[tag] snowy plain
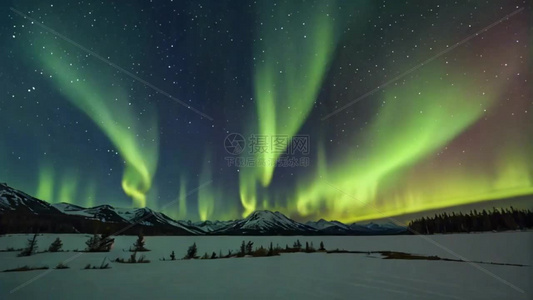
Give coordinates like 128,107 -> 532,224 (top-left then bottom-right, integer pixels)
0,232 -> 531,299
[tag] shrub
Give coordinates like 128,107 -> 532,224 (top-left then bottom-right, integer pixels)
292,239 -> 302,251
305,242 -> 316,253
184,242 -> 198,259
18,233 -> 38,257
55,263 -> 69,269
48,237 -> 63,252
3,265 -> 48,272
131,232 -> 149,252
253,246 -> 268,257
84,262 -> 110,269
319,241 -> 325,251
115,251 -> 150,263
85,233 -> 114,252
246,241 -> 254,255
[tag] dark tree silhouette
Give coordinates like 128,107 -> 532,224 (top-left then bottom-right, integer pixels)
132,231 -> 149,252
185,242 -> 198,259
293,239 -> 302,250
240,240 -> 246,256
170,251 -> 176,261
85,233 -> 100,251
19,233 -> 38,256
85,233 -> 114,252
246,241 -> 254,255
408,207 -> 533,234
48,237 -> 63,252
319,241 -> 325,251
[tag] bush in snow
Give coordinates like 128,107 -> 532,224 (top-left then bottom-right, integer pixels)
184,242 -> 198,259
239,240 -> 246,256
85,233 -> 114,252
3,265 -> 48,272
55,263 -> 69,269
84,259 -> 111,269
253,246 -> 268,257
116,251 -> 150,263
319,241 -> 326,251
48,237 -> 63,252
18,233 -> 38,257
267,242 -> 274,256
305,242 -> 316,253
293,239 -> 302,251
130,231 -> 149,252
238,240 -> 254,256
246,241 -> 254,255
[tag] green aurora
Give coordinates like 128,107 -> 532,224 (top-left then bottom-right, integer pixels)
2,1 -> 531,222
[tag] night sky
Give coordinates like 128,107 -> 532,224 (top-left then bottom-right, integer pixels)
0,0 -> 531,223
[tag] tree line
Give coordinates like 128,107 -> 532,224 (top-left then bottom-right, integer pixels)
408,207 -> 533,234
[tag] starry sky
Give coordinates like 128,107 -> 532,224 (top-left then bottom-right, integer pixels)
0,0 -> 531,222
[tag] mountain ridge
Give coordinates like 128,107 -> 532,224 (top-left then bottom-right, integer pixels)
0,183 -> 407,236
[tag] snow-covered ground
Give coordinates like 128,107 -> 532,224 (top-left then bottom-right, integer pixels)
0,232 -> 531,299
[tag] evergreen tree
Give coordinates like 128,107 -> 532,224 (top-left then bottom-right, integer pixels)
85,233 -> 114,252
246,241 -> 254,255
293,239 -> 302,250
98,232 -> 114,252
211,252 -> 217,259
240,240 -> 246,256
132,232 -> 148,251
408,206 -> 533,234
185,242 -> 198,259
305,242 -> 309,252
267,242 -> 274,256
170,251 -> 176,261
85,233 -> 100,251
319,241 -> 325,251
48,237 -> 63,252
19,233 -> 38,256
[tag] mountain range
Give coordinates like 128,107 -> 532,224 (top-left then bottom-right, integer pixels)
0,182 -> 407,236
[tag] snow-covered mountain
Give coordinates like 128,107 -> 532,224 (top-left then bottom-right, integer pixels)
192,220 -> 234,233
348,222 -> 408,235
305,219 -> 352,234
0,183 -> 408,236
0,182 -> 62,215
53,203 -> 201,234
213,210 -> 317,235
54,203 -> 126,223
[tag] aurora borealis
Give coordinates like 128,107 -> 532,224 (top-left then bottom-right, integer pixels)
0,0 -> 531,223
